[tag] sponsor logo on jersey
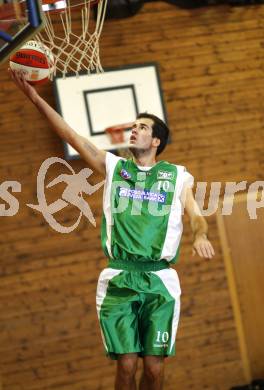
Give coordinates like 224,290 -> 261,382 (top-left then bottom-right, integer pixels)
120,169 -> 131,179
157,170 -> 174,180
119,187 -> 166,203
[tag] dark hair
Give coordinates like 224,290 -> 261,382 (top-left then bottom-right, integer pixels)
136,113 -> 169,156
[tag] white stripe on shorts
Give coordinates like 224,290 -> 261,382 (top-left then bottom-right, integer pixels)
151,268 -> 181,353
96,268 -> 123,351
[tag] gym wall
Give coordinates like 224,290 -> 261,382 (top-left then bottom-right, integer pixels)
0,3 -> 263,389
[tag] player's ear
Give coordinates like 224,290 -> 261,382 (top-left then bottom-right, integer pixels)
152,137 -> 160,148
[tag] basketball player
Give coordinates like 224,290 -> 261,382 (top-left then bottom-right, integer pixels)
10,70 -> 215,390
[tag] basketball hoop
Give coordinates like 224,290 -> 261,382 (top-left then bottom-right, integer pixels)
105,122 -> 133,158
35,0 -> 107,78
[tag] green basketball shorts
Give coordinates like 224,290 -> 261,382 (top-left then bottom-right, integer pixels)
96,266 -> 181,360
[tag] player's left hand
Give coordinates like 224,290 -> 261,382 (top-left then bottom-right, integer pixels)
9,68 -> 39,104
192,235 -> 215,259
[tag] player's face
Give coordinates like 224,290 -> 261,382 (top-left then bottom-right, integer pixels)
129,118 -> 156,150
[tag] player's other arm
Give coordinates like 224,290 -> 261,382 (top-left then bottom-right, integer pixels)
181,187 -> 215,259
9,70 -> 106,175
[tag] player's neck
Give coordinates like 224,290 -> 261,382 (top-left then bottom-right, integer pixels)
133,155 -> 156,167
131,147 -> 157,167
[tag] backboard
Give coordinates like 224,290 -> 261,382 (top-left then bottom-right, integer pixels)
53,63 -> 168,159
0,0 -> 44,65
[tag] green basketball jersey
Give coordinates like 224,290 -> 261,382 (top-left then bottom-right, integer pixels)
101,152 -> 194,264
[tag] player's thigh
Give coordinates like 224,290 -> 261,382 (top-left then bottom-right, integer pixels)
140,268 -> 181,355
96,268 -> 140,319
96,267 -> 124,315
96,268 -> 141,354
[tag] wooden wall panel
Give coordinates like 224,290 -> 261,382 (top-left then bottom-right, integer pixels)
217,194 -> 264,380
0,2 -> 263,389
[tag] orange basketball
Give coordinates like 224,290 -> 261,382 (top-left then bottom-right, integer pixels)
9,40 -> 55,85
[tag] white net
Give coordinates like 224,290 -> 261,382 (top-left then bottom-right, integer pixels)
36,0 -> 107,78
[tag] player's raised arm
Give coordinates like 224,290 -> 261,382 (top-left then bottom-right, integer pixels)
181,186 -> 215,259
9,70 -> 106,175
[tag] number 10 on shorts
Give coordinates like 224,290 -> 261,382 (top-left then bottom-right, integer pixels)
156,331 -> 169,343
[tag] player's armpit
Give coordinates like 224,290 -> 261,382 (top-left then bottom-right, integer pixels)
68,134 -> 106,176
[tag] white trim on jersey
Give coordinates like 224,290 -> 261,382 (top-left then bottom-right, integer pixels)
160,165 -> 194,261
103,152 -> 125,258
152,268 -> 181,353
96,267 -> 123,351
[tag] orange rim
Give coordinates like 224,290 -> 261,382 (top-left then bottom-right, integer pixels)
105,123 -> 133,144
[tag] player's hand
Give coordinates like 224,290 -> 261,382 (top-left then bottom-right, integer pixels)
192,234 -> 215,259
9,68 -> 39,104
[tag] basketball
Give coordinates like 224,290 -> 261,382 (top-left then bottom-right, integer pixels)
9,40 -> 54,85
